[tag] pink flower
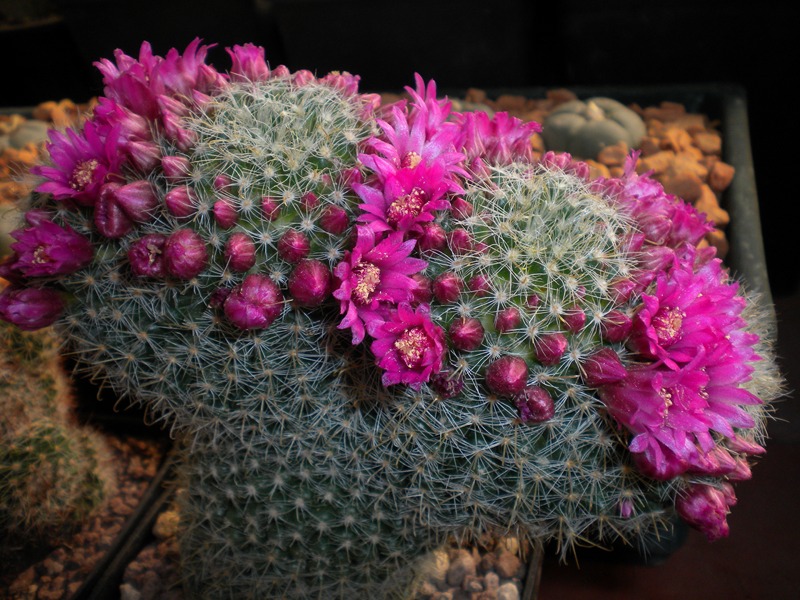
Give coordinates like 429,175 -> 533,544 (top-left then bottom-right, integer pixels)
224,274 -> 284,330
6,217 -> 93,277
676,483 -> 737,541
32,121 -> 123,206
0,285 -> 64,331
226,43 -> 270,82
354,162 -> 453,235
333,226 -> 426,344
370,303 -> 445,389
455,110 -> 541,165
629,252 -> 745,369
597,340 -> 762,480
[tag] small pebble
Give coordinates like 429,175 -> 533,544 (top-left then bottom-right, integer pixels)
496,582 -> 520,600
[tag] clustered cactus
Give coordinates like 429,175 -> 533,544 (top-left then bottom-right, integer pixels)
0,320 -> 115,551
0,40 -> 784,598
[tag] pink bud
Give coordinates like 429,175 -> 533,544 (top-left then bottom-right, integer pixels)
293,69 -> 316,86
448,228 -> 474,254
261,197 -> 280,221
610,278 -> 636,303
410,274 -> 433,305
676,483 -> 736,542
601,310 -> 632,343
277,230 -> 310,263
581,348 -> 627,387
127,139 -> 162,172
432,273 -> 463,304
301,192 -> 319,210
468,275 -> 491,297
320,205 -> 349,234
450,197 -> 473,220
417,223 -> 447,252
214,199 -> 238,229
0,285 -> 64,331
114,180 -> 159,222
128,234 -> 167,277
563,306 -> 586,333
515,385 -> 555,423
224,232 -> 256,272
165,186 -> 197,218
224,273 -> 284,330
161,155 -> 191,181
525,294 -> 540,309
495,307 -> 520,333
485,355 -> 529,396
449,318 -> 484,351
95,184 -> 133,238
288,259 -> 331,307
430,369 -> 464,399
209,286 -> 232,309
534,332 -> 568,366
164,229 -> 208,279
213,174 -> 232,191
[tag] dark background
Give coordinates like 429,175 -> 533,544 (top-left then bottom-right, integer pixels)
3,2 -> 797,597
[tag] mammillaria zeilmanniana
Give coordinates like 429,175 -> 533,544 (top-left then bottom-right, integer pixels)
0,40 -> 784,598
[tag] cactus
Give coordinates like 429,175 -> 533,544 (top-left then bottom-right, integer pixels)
0,40 -> 784,597
0,320 -> 115,549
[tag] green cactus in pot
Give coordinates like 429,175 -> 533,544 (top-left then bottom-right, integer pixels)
0,40 -> 783,597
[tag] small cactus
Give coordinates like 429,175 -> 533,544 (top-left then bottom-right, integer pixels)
0,39 -> 784,597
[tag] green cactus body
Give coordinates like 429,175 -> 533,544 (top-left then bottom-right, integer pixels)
0,321 -> 115,547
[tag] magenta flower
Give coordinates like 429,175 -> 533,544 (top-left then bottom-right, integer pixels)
597,339 -> 762,480
676,483 -> 737,541
455,110 -> 541,165
355,161 -> 453,235
224,273 -> 284,330
32,121 -> 123,206
0,285 -> 64,331
371,303 -> 445,389
629,251 -> 745,369
333,226 -> 426,344
7,217 -> 93,277
226,43 -> 271,82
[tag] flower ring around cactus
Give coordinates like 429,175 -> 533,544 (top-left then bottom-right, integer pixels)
0,39 -> 784,598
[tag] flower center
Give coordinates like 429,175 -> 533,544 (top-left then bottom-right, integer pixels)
401,151 -> 422,169
394,326 -> 429,369
652,306 -> 684,345
386,187 -> 426,226
33,245 -> 50,264
352,261 -> 381,305
70,159 -> 100,191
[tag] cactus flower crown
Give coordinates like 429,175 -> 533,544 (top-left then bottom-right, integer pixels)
0,39 -> 784,597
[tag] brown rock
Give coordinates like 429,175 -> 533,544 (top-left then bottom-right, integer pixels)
447,548 -> 477,587
660,127 -> 694,153
695,185 -> 730,227
642,101 -> 686,122
693,131 -> 722,155
705,228 -> 730,258
494,550 -> 524,579
639,136 -> 662,156
584,160 -> 610,180
709,161 -> 735,193
659,170 -> 704,203
463,574 -> 485,593
597,141 -> 629,167
638,150 -> 675,175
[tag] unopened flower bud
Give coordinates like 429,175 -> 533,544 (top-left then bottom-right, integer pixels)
676,483 -> 736,542
450,197 -> 473,220
288,259 -> 331,307
320,205 -> 349,234
161,155 -> 191,182
563,306 -> 586,332
449,318 -> 484,351
485,355 -> 528,396
0,285 -> 64,331
601,310 -> 632,343
128,234 -> 167,277
534,332 -> 568,366
432,272 -> 463,304
277,229 -> 310,263
261,196 -> 280,221
165,186 -> 197,218
418,223 -> 447,252
127,139 -> 161,172
581,348 -> 627,387
114,180 -> 159,222
214,199 -> 238,229
164,228 -> 208,279
468,275 -> 491,297
224,273 -> 284,330
410,274 -> 433,305
448,228 -> 474,254
515,385 -> 555,423
224,232 -> 256,272
495,307 -> 520,333
301,192 -> 319,210
95,184 -> 133,238
430,369 -> 464,399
